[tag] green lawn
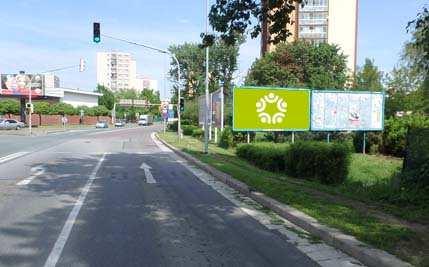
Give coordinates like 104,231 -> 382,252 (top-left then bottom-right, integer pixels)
159,132 -> 428,266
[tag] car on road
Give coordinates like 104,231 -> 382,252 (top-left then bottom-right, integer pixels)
114,120 -> 125,127
0,119 -> 25,130
95,121 -> 109,128
138,115 -> 153,126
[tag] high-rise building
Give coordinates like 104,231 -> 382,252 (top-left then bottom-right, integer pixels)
134,75 -> 158,93
96,52 -> 137,92
263,0 -> 358,73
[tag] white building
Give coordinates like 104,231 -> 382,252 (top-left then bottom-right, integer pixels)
264,0 -> 358,74
134,75 -> 158,93
61,88 -> 102,107
96,52 -> 137,92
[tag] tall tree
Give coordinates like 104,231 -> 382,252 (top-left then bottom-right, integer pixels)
353,59 -> 384,91
95,85 -> 115,110
169,39 -> 239,99
245,41 -> 348,89
206,0 -> 304,54
407,7 -> 429,113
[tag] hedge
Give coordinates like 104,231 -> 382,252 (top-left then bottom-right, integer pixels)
182,125 -> 198,136
286,141 -> 351,184
191,128 -> 204,138
236,143 -> 289,172
402,127 -> 429,188
218,127 -> 234,149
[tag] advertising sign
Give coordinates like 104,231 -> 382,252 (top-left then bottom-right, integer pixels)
311,91 -> 384,131
233,87 -> 310,131
1,74 -> 44,96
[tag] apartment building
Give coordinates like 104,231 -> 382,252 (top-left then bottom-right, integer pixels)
263,0 -> 358,73
96,52 -> 137,92
134,75 -> 158,93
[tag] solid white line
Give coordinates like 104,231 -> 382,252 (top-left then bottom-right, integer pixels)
0,151 -> 29,164
150,132 -> 171,152
44,153 -> 107,267
17,166 -> 45,186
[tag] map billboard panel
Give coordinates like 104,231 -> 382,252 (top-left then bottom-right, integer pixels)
233,87 -> 310,131
311,91 -> 384,131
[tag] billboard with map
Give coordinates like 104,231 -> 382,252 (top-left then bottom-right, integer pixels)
311,91 -> 384,131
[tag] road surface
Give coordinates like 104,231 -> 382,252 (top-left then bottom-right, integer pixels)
0,125 -> 359,266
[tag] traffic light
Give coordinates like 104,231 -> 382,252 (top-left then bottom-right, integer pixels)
93,22 -> 100,43
79,58 -> 86,72
25,103 -> 34,114
179,97 -> 185,112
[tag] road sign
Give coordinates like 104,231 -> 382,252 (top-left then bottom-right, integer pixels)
233,87 -> 310,131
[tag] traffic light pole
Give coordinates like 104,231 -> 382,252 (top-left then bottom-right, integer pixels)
100,33 -> 182,139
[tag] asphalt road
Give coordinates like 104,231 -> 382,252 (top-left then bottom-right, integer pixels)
0,125 -> 320,266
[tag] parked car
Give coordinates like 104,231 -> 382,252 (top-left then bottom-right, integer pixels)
95,121 -> 109,128
0,119 -> 25,130
114,120 -> 125,127
138,115 -> 153,126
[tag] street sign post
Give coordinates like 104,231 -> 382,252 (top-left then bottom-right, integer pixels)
233,87 -> 310,131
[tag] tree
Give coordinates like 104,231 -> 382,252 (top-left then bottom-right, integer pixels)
140,88 -> 161,114
50,103 -> 76,115
169,38 -> 239,99
406,7 -> 429,114
95,85 -> 115,110
385,65 -> 425,117
33,101 -> 51,125
207,0 -> 304,53
245,41 -> 348,89
353,58 -> 384,91
0,99 -> 20,115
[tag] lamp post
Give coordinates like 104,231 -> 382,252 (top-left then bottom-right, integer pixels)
203,0 -> 210,153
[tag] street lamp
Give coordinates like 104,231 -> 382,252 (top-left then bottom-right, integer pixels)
203,0 -> 210,153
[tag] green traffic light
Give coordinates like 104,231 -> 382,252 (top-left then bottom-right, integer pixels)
93,37 -> 100,43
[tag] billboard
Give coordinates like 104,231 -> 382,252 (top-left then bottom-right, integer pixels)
233,87 -> 310,131
1,74 -> 44,96
311,91 -> 384,131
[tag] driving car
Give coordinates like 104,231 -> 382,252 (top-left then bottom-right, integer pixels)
0,119 -> 25,130
95,121 -> 109,128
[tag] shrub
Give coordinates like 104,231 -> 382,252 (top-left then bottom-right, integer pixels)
168,121 -> 178,132
285,141 -> 351,184
182,125 -> 198,136
402,127 -> 429,188
236,142 -> 289,172
0,99 -> 20,115
191,128 -> 204,138
218,127 -> 234,149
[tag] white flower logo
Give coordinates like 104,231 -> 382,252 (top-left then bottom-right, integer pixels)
256,93 -> 287,124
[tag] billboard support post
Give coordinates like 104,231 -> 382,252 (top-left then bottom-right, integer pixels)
292,132 -> 295,144
220,83 -> 224,131
327,133 -> 330,143
363,132 -> 366,155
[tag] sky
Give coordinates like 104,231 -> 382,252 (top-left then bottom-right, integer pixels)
0,0 -> 427,99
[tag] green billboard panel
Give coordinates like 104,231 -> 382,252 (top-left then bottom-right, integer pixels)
233,87 -> 310,131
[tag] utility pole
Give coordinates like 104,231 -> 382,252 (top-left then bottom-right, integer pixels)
203,0 -> 210,153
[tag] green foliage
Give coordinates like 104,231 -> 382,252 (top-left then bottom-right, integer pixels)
181,99 -> 198,125
236,142 -> 289,172
286,141 -> 351,184
353,132 -> 383,154
169,39 -> 239,99
168,121 -> 178,132
96,85 -> 115,110
353,58 -> 384,91
33,102 -> 51,115
382,115 -> 429,157
402,127 -> 429,188
245,41 -> 348,89
218,127 -> 234,149
0,99 -> 20,115
208,0 -> 304,46
90,105 -> 110,116
191,128 -> 204,138
49,103 -> 76,115
182,125 -> 198,136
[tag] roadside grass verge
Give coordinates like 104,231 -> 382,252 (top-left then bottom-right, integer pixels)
159,132 -> 428,266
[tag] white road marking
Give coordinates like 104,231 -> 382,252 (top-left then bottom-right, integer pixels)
0,151 -> 29,164
140,162 -> 156,183
44,153 -> 107,267
150,132 -> 171,152
17,166 -> 45,186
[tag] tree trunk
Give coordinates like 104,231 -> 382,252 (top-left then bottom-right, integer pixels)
260,0 -> 270,56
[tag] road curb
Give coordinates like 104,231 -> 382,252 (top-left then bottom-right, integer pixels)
156,134 -> 412,267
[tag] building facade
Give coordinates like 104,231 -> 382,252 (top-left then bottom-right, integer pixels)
264,0 -> 358,73
96,52 -> 137,92
134,75 -> 158,93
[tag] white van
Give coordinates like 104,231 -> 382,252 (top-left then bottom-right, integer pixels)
138,115 -> 153,126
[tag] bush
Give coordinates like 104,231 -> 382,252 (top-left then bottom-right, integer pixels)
236,142 -> 289,172
285,141 -> 351,184
182,125 -> 198,136
168,121 -> 178,132
191,128 -> 204,138
353,132 -> 383,154
402,127 -> 429,188
218,127 -> 234,149
0,99 -> 20,115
